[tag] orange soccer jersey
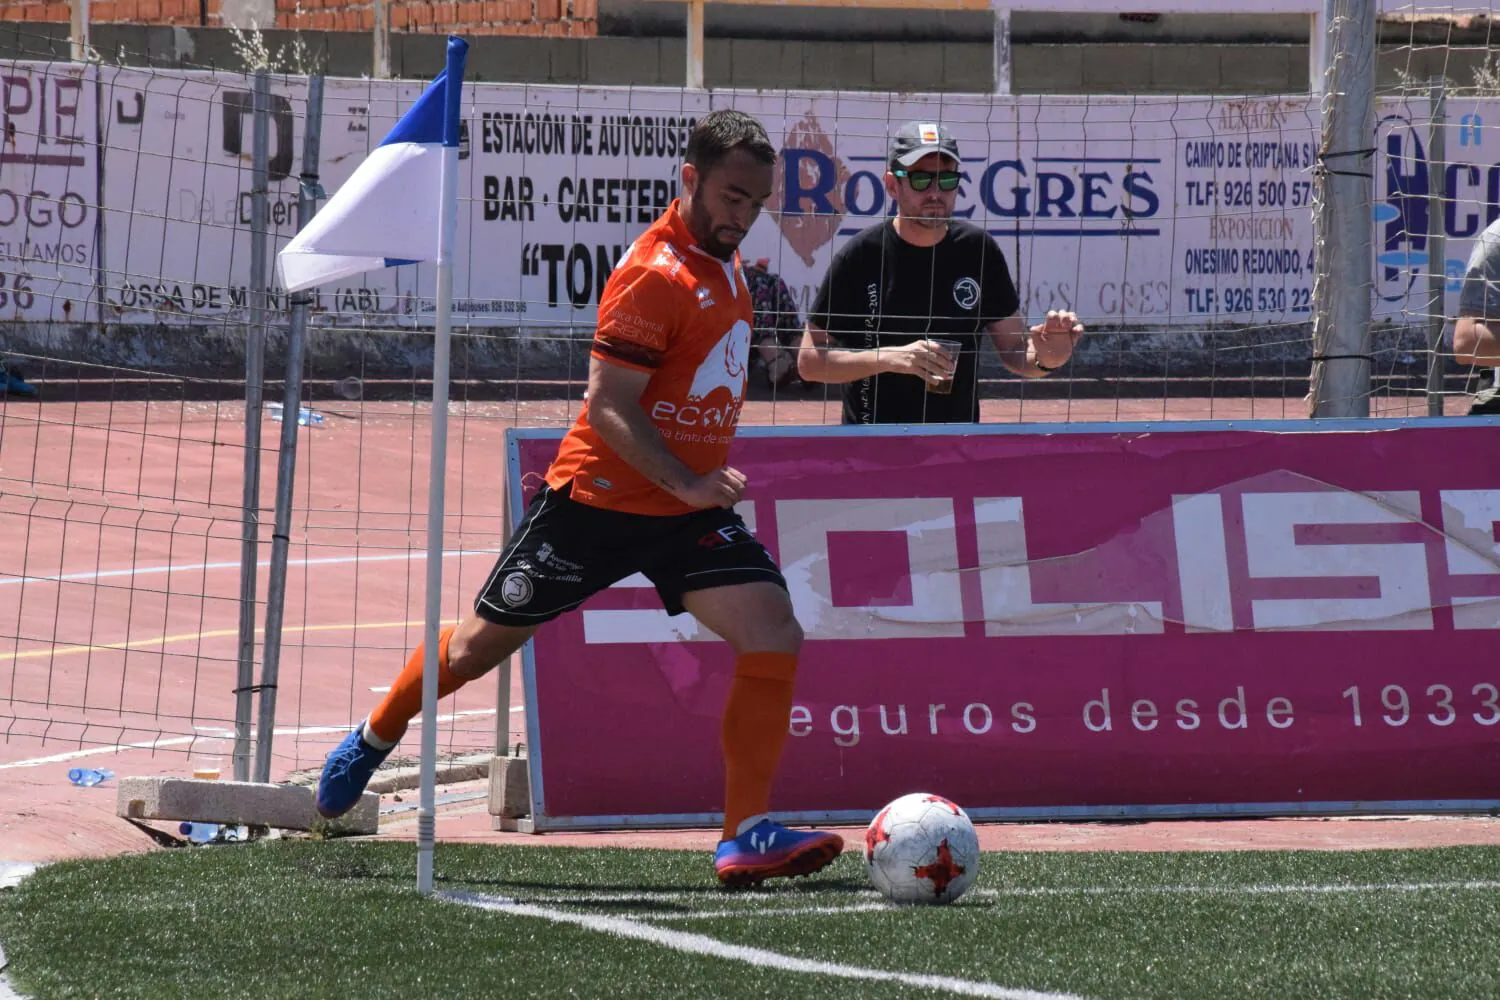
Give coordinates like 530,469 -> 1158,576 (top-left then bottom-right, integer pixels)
545,201 -> 755,516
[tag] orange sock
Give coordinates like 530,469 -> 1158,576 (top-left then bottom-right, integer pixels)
366,626 -> 465,745
720,651 -> 799,840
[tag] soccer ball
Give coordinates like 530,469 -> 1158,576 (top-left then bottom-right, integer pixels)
864,792 -> 980,905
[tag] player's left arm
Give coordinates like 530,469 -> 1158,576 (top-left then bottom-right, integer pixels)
1454,236 -> 1500,366
1454,315 -> 1500,366
977,238 -> 1084,378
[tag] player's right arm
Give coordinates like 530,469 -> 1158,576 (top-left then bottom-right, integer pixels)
585,262 -> 746,510
587,361 -> 746,509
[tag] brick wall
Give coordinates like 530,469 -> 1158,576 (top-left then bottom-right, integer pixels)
0,0 -> 597,35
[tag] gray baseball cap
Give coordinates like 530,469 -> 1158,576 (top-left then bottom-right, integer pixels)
889,121 -> 960,168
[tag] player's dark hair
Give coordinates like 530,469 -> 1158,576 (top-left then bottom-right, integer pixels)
685,110 -> 777,176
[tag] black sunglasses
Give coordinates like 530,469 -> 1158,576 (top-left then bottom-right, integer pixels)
893,169 -> 961,192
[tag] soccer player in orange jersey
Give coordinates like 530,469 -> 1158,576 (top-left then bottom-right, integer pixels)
316,109 -> 844,886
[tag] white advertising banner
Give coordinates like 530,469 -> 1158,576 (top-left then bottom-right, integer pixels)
0,62 -> 97,323
6,61 -> 1497,335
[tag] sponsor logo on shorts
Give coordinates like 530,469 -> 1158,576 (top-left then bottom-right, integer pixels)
953,277 -> 980,310
697,524 -> 755,549
499,571 -> 533,607
536,542 -> 583,572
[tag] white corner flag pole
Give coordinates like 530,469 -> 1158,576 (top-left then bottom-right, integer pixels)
418,36 -> 468,896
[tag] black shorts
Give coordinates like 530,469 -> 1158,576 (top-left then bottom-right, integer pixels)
474,481 -> 788,627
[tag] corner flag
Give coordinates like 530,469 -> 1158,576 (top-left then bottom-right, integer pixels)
276,37 -> 469,896
277,36 -> 469,292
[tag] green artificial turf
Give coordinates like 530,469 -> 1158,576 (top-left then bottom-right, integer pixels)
1,840 -> 1496,999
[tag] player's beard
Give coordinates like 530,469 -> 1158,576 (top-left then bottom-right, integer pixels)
909,201 -> 950,231
703,227 -> 744,261
683,198 -> 740,261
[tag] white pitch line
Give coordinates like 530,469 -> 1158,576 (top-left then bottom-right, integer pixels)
443,891 -> 1088,1000
526,879 -> 1500,909
0,547 -> 500,589
975,880 -> 1500,899
0,708 -> 502,769
645,902 -> 893,921
524,891 -> 857,906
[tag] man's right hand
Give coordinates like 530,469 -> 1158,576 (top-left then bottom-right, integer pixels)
880,340 -> 954,384
671,466 -> 748,510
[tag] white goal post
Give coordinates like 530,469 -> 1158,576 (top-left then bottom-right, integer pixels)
640,0 -> 1497,94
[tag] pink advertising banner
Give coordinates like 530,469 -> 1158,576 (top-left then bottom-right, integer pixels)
509,422 -> 1500,830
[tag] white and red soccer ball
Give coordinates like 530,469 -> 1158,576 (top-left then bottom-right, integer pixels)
864,792 -> 981,905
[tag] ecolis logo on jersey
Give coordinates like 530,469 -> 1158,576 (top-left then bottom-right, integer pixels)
1377,111 -> 1500,304
650,319 -> 751,429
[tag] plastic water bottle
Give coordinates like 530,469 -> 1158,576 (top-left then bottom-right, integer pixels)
267,403 -> 324,426
67,767 -> 114,787
177,822 -> 251,845
179,822 -> 221,845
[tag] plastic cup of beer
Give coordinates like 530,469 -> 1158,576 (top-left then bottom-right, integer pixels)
927,339 -> 963,395
192,732 -> 227,780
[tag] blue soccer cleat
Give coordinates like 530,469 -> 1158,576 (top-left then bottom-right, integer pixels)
315,725 -> 393,818
714,818 -> 844,887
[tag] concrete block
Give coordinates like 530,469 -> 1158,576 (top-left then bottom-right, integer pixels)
1219,45 -> 1297,94
726,39 -> 802,92
1152,45 -> 1222,93
117,776 -> 378,835
871,41 -> 947,94
469,36 -> 552,83
585,37 -> 663,87
1013,44 -> 1084,94
1376,46 -> 1485,91
802,42 -> 874,93
943,42 -> 994,94
365,752 -> 492,794
167,25 -> 238,71
549,38 -> 586,84
322,32 -> 377,80
487,755 -> 531,822
396,33 -> 447,81
659,37 -> 688,88
1081,43 -> 1156,92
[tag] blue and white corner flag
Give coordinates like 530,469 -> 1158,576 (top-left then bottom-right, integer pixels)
278,36 -> 469,293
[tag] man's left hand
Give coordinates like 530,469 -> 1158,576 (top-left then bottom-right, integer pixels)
1029,310 -> 1085,370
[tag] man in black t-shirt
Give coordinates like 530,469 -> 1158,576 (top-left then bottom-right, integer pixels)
799,121 -> 1084,424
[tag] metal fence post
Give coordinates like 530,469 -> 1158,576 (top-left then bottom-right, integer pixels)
1425,77 -> 1447,416
255,75 -> 327,784
1309,0 -> 1376,418
233,68 -> 272,782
